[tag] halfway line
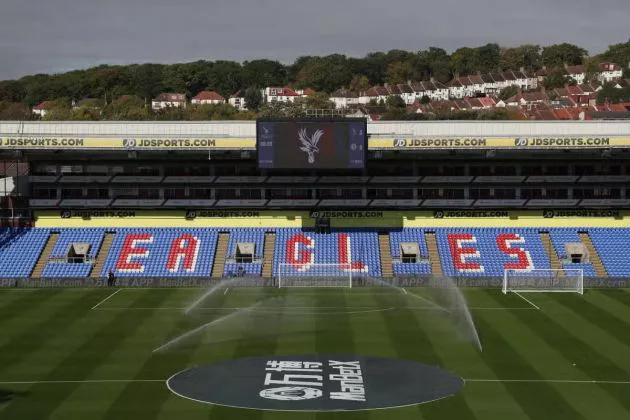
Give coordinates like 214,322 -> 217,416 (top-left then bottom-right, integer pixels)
2,378 -> 629,385
465,378 -> 630,385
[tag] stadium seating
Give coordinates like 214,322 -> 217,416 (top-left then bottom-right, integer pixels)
589,229 -> 630,277
99,228 -> 218,277
273,228 -> 381,277
0,228 -> 50,277
0,227 -> 629,278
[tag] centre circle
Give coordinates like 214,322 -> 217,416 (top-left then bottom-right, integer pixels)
167,354 -> 464,411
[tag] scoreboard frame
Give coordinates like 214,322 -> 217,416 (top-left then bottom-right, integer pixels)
256,117 -> 368,170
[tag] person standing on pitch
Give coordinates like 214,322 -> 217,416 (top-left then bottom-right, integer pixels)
107,269 -> 116,287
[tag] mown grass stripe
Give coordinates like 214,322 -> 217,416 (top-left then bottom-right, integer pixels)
473,313 -> 590,420
485,292 -> 630,415
0,290 -> 102,377
0,289 -> 63,330
371,290 -> 478,420
532,294 -> 630,415
595,289 -> 630,316
206,286 -> 287,420
314,289 -> 364,420
547,292 -> 630,348
0,289 -> 174,420
100,289 -> 233,420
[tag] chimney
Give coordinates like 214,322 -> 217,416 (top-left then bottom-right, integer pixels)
407,80 -> 412,86
564,63 -> 569,69
384,83 -> 389,88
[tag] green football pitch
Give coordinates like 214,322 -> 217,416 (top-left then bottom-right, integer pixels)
1,286 -> 630,419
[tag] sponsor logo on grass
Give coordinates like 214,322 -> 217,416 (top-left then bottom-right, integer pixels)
167,355 -> 464,411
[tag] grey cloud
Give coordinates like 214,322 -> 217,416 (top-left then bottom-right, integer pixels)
1,0 -> 629,79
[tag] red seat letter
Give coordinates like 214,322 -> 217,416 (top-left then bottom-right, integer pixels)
167,234 -> 200,273
448,233 -> 484,273
497,233 -> 533,270
115,233 -> 154,273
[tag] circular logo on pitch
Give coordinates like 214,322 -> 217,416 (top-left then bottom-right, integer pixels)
123,138 -> 137,148
434,210 -> 445,219
185,210 -> 197,219
60,210 -> 72,219
167,355 -> 464,411
260,387 -> 322,401
543,210 -> 554,218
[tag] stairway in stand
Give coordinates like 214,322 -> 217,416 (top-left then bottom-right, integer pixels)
424,232 -> 443,276
579,232 -> 608,277
539,232 -> 562,270
211,232 -> 230,278
262,232 -> 276,278
31,232 -> 59,278
378,232 -> 393,277
90,232 -> 116,278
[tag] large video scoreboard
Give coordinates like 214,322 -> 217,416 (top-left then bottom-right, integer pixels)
257,118 -> 367,169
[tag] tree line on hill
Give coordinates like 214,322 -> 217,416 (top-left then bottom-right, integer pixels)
0,40 -> 629,121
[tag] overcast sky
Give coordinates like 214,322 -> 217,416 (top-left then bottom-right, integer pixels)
1,0 -> 629,80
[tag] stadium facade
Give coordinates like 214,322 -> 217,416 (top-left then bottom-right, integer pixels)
1,120 -> 630,281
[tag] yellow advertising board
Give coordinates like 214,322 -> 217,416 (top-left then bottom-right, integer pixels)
3,135 -> 630,151
368,136 -> 630,149
34,209 -> 630,229
0,136 -> 256,150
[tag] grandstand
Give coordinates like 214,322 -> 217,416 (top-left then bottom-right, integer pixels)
3,119 -> 630,420
0,119 -> 629,281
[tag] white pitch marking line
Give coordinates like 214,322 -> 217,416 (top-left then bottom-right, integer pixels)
402,287 -> 408,295
91,305 -> 537,311
0,379 -> 164,385
465,378 -> 630,385
514,292 -> 541,310
223,288 -> 229,295
90,289 -> 122,310
2,378 -> 629,386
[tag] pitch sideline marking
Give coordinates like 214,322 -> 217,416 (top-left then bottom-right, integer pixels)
91,306 -> 537,311
1,378 -> 629,385
91,288 -> 122,310
514,292 -> 541,310
223,288 -> 229,295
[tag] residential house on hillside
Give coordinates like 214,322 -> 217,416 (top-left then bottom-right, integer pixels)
32,101 -> 52,118
565,64 -> 587,84
229,90 -> 247,110
191,91 -> 226,105
397,83 -> 415,104
598,62 -> 624,83
152,93 -> 187,111
359,86 -> 389,104
330,88 -> 359,109
264,87 -> 299,103
411,80 -> 449,101
295,88 -> 316,97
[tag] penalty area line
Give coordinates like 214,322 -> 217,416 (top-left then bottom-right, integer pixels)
91,288 -> 122,310
513,292 -> 541,310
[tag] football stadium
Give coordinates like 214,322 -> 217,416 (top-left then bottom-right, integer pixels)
1,119 -> 630,419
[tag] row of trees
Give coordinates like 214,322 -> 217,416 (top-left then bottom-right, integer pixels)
1,41 -> 629,108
